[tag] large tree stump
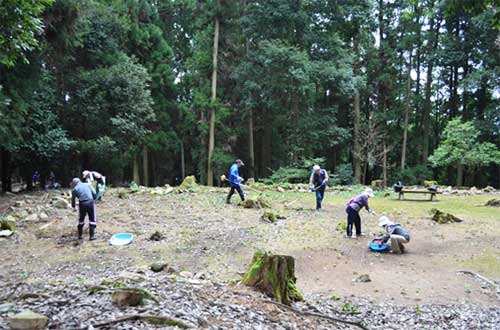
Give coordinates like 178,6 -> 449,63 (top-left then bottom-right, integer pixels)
242,251 -> 303,306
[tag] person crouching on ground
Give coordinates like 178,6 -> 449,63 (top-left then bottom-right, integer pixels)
82,170 -> 106,201
345,188 -> 375,238
226,159 -> 245,204
309,165 -> 329,211
71,178 -> 97,240
373,216 -> 410,254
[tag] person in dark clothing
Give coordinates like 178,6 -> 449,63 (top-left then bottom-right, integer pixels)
373,216 -> 410,254
226,159 -> 245,204
71,178 -> 97,240
309,165 -> 329,210
344,188 -> 375,238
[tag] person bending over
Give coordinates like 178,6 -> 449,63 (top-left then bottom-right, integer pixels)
373,216 -> 410,254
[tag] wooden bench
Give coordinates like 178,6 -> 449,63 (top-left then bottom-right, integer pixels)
398,189 -> 442,201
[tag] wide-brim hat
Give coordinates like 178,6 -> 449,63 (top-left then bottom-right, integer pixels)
378,216 -> 394,227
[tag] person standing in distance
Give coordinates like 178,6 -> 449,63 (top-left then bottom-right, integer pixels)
309,165 -> 329,211
226,159 -> 245,204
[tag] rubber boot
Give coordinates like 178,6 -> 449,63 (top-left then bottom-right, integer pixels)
226,196 -> 231,204
316,200 -> 321,211
89,226 -> 96,241
77,225 -> 83,240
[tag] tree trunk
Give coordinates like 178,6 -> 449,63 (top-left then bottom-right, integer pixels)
456,163 -> 463,187
261,110 -> 273,177
133,154 -> 141,185
142,146 -> 149,187
180,140 -> 185,181
1,148 -> 12,192
423,16 -> 441,162
401,56 -> 412,170
248,109 -> 255,179
242,251 -> 303,306
207,0 -> 221,186
353,36 -> 362,184
383,142 -> 388,186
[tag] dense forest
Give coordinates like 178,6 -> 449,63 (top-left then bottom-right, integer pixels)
1,0 -> 499,191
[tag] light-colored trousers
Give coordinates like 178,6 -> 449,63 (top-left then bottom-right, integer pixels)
390,235 -> 408,253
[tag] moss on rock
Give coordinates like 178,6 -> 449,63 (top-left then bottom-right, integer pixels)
485,199 -> 500,207
239,195 -> 271,209
430,208 -> 462,224
242,250 -> 303,306
0,218 -> 16,232
179,175 -> 197,192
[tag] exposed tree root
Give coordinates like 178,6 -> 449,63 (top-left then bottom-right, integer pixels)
92,314 -> 190,328
264,300 -> 370,330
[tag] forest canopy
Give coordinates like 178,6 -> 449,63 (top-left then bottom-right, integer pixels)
0,0 -> 499,191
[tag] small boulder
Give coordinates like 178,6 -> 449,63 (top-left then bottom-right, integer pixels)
355,274 -> 371,283
8,311 -> 48,330
485,199 -> 500,207
0,218 -> 16,231
239,196 -> 271,209
246,178 -> 255,185
149,231 -> 164,241
150,263 -> 168,273
53,198 -> 69,209
276,187 -> 285,193
430,208 -> 462,224
179,271 -> 194,278
112,288 -> 144,306
0,230 -> 14,238
179,176 -> 197,191
39,213 -> 49,221
24,214 -> 39,222
14,201 -> 26,208
483,186 -> 496,193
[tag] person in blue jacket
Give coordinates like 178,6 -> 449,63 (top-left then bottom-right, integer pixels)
226,159 -> 245,204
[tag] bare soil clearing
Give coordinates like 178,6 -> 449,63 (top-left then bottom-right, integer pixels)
0,187 -> 499,328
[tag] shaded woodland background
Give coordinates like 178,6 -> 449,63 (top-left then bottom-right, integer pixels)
1,0 -> 499,191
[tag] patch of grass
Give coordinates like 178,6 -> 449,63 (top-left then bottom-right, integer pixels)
455,250 -> 500,278
342,302 -> 360,314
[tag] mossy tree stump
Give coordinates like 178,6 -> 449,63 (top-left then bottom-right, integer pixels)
242,251 -> 303,306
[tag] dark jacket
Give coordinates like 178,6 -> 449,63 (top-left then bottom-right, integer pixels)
381,224 -> 410,243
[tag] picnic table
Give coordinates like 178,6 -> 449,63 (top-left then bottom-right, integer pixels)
398,188 -> 441,201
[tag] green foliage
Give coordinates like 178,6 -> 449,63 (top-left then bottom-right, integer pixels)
264,158 -> 325,184
429,118 -> 500,168
331,163 -> 353,185
0,0 -> 53,66
391,165 -> 433,186
342,302 -> 361,314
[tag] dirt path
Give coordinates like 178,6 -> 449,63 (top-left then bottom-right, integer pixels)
1,187 -> 498,307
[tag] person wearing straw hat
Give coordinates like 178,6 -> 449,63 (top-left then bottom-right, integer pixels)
226,159 -> 245,204
373,216 -> 410,254
344,188 -> 375,238
82,170 -> 106,201
309,165 -> 329,211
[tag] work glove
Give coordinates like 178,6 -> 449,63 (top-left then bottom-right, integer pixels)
378,240 -> 383,247
321,180 -> 326,186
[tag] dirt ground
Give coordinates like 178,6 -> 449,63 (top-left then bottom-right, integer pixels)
1,186 -> 499,308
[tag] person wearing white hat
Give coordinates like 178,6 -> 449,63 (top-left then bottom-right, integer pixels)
82,170 -> 106,201
373,216 -> 410,254
344,188 -> 376,238
309,165 -> 329,210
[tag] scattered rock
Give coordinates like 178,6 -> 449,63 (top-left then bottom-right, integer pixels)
52,198 -> 69,209
112,288 -> 145,306
179,271 -> 194,278
483,186 -> 496,193
179,176 -> 197,192
430,208 -> 462,224
8,311 -> 48,330
0,218 -> 16,231
355,274 -> 371,283
276,187 -> 285,193
239,196 -> 271,209
149,231 -> 164,241
0,230 -> 14,237
39,212 -> 49,221
14,201 -> 26,208
24,213 -> 39,222
485,199 -> 500,207
150,263 -> 168,273
261,210 -> 285,223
